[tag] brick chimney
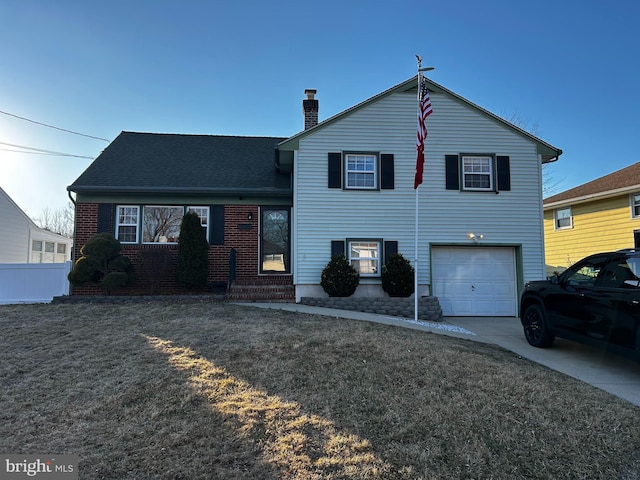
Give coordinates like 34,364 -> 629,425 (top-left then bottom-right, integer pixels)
303,89 -> 318,130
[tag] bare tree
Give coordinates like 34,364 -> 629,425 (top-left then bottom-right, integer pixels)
33,202 -> 74,238
504,112 -> 563,197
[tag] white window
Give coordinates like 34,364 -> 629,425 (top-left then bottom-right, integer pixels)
116,206 -> 139,243
555,207 -> 572,230
631,194 -> 640,218
187,206 -> 210,240
348,240 -> 381,276
56,243 -> 67,263
462,156 -> 493,191
31,240 -> 66,263
31,240 -> 43,263
43,242 -> 55,263
142,206 -> 184,243
345,153 -> 377,189
116,205 -> 210,244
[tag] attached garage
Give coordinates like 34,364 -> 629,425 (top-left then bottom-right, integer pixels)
431,246 -> 517,317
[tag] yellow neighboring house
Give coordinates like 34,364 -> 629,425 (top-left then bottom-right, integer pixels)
543,162 -> 640,275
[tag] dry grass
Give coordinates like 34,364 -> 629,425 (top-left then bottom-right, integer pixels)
0,301 -> 639,480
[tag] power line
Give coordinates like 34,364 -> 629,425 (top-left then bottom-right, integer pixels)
0,141 -> 94,159
0,109 -> 110,142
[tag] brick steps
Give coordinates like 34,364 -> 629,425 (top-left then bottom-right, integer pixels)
227,284 -> 295,302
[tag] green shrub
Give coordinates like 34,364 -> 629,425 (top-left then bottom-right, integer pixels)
381,253 -> 415,297
320,254 -> 359,297
68,233 -> 134,292
102,272 -> 130,292
177,211 -> 209,291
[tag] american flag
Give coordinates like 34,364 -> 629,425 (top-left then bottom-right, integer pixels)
414,75 -> 433,189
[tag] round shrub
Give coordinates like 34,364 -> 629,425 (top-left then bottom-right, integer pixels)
68,233 -> 134,292
102,272 -> 130,292
68,256 -> 102,284
320,254 -> 359,297
381,253 -> 415,297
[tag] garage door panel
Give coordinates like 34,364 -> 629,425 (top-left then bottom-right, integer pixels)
432,247 -> 517,317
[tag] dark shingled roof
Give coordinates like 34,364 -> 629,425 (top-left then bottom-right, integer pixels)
68,132 -> 290,195
544,162 -> 640,205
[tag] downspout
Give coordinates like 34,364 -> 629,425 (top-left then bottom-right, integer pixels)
67,190 -> 77,294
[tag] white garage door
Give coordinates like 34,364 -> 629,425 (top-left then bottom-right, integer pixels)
432,247 -> 517,317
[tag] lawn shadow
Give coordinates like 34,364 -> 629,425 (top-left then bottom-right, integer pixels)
141,333 -> 394,479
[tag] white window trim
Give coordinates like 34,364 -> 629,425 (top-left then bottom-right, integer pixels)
461,155 -> 494,191
554,206 -> 573,230
630,193 -> 640,219
187,206 -> 210,242
30,240 -> 68,263
142,206 -> 184,244
344,153 -> 378,190
116,205 -> 210,244
347,239 -> 381,277
116,205 -> 140,244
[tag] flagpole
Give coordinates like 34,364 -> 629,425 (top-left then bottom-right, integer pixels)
414,58 -> 421,322
414,56 -> 434,322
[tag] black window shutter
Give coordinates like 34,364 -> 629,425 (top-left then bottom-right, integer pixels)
210,205 -> 225,245
445,155 -> 460,190
384,241 -> 398,265
328,152 -> 342,188
97,203 -> 113,233
497,156 -> 511,191
380,154 -> 394,189
331,240 -> 345,257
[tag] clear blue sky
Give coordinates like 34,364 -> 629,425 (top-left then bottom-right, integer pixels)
1,0 -> 638,217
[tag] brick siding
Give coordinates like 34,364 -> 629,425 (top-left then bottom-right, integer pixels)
71,203 -> 292,296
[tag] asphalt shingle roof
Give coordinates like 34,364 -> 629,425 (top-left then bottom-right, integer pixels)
544,162 -> 640,205
68,132 -> 290,195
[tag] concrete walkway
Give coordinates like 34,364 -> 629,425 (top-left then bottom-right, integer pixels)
246,303 -> 640,408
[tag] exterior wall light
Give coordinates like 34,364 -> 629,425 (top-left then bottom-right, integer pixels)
468,232 -> 484,243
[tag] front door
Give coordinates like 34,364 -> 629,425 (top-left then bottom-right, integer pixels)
260,207 -> 290,274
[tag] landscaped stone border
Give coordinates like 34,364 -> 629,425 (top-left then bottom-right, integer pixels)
299,296 -> 443,322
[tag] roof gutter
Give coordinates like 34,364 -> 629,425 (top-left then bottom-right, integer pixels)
544,184 -> 640,209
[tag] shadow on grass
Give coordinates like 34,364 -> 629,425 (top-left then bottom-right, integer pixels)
143,334 -> 393,479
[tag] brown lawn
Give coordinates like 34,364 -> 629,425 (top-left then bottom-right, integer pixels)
0,301 -> 638,479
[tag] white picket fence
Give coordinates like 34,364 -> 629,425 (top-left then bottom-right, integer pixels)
0,262 -> 71,305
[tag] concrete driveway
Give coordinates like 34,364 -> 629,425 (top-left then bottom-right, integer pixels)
247,303 -> 640,408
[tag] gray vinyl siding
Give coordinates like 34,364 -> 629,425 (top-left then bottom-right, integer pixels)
293,90 -> 546,287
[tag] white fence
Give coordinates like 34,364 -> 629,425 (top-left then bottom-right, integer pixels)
0,262 -> 71,305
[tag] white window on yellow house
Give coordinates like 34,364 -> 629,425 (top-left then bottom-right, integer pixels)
631,194 -> 640,218
554,207 -> 572,230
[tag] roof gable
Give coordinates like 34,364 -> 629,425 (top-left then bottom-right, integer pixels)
544,162 -> 640,206
68,132 -> 290,196
278,76 -> 562,163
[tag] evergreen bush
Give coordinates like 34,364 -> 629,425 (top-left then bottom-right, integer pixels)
177,211 -> 209,290
381,253 -> 415,297
68,233 -> 134,292
320,254 -> 359,297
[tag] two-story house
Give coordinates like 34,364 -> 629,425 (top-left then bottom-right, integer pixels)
68,75 -> 562,316
544,162 -> 640,275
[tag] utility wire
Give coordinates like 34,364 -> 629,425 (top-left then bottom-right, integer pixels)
0,148 -> 93,159
0,109 -> 110,142
0,141 -> 94,159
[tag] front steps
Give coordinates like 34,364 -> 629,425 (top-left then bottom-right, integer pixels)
227,284 -> 295,302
